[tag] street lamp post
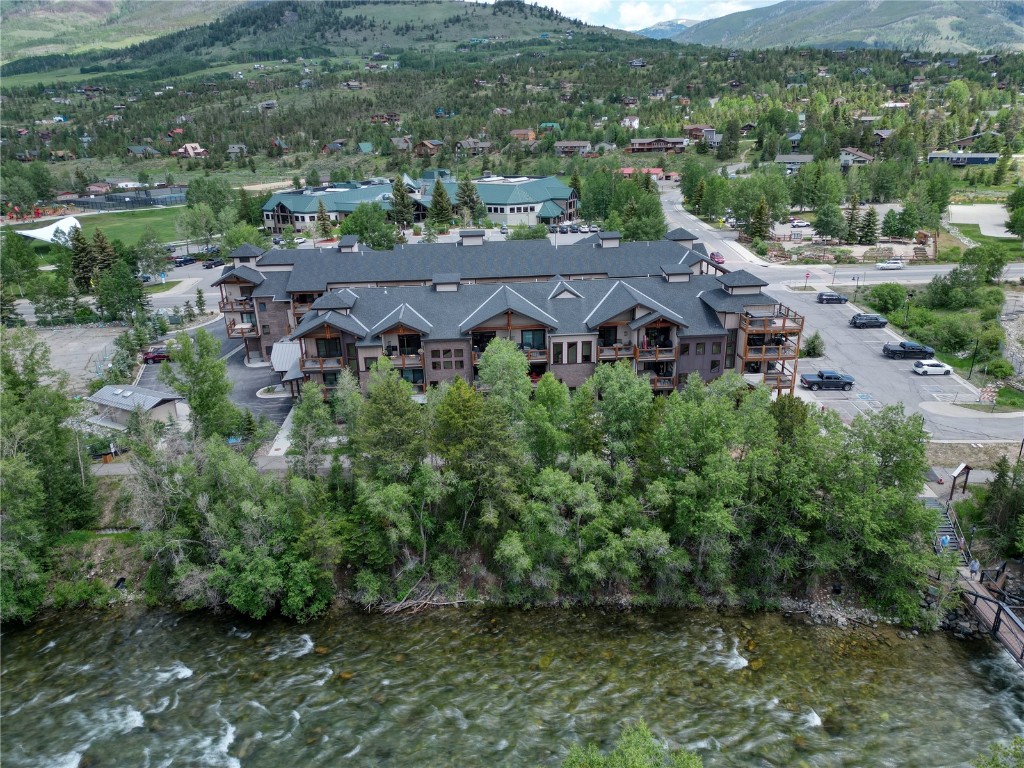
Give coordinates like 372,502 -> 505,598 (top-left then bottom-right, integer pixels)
904,298 -> 911,326
852,275 -> 860,301
968,524 -> 977,551
967,339 -> 981,379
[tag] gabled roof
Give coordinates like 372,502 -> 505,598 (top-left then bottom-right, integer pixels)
584,281 -> 687,330
212,264 -> 265,287
290,309 -> 369,340
371,303 -> 434,336
547,280 -> 583,299
338,235 -> 359,247
459,285 -> 559,333
87,385 -> 180,411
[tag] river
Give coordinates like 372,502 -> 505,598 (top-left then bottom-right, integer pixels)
2,607 -> 1022,767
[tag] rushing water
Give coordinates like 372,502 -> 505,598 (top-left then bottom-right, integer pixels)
2,606 -> 1022,767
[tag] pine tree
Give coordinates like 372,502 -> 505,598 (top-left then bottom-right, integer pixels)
569,167 -> 582,198
68,226 -> 94,293
858,206 -> 879,245
427,179 -> 453,230
195,286 -> 206,316
455,178 -> 481,224
91,230 -> 117,276
237,187 -> 254,225
844,201 -> 860,244
315,199 -> 334,241
748,197 -> 772,242
389,178 -> 416,229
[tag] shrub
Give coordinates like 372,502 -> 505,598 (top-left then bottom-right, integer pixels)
74,306 -> 100,324
801,331 -> 826,358
987,359 -> 1015,379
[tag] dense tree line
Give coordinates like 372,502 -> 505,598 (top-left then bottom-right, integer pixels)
126,337 -> 937,624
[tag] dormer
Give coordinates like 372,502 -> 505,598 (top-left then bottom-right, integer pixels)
664,227 -> 697,248
458,229 -> 485,246
716,270 -> 768,296
598,231 -> 620,248
660,263 -> 692,283
432,273 -> 461,292
336,235 -> 359,253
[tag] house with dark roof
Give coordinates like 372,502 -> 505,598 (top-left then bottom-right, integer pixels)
261,186 -> 396,234
214,232 -> 803,392
839,147 -> 874,169
625,137 -> 689,154
126,145 -> 160,159
927,151 -> 999,166
554,140 -> 592,157
414,139 -> 444,158
774,154 -> 814,173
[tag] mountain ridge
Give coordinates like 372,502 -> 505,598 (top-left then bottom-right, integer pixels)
672,0 -> 1024,52
635,19 -> 699,39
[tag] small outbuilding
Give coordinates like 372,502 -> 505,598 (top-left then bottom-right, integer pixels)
86,385 -> 182,429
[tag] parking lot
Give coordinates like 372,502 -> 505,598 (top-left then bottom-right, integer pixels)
781,286 -> 989,439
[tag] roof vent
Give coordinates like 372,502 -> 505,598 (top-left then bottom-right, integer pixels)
112,389 -> 123,395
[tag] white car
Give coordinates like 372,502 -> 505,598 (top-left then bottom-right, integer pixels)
913,360 -> 952,376
790,219 -> 810,228
294,237 -> 307,244
876,259 -> 905,270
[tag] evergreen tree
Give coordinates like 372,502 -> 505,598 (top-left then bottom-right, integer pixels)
195,286 -> 206,316
389,178 -> 416,229
844,201 -> 861,244
315,199 -> 334,241
455,178 -> 481,224
881,208 -> 901,238
858,206 -> 879,245
427,179 -> 454,230
748,197 -> 772,242
91,229 -> 117,279
569,167 -> 583,199
690,178 -> 705,212
68,226 -> 94,293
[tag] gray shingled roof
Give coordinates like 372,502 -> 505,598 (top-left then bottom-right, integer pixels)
229,243 -> 267,260
255,249 -> 304,267
717,270 -> 769,288
337,235 -> 359,247
251,271 -> 290,301
212,264 -> 265,287
665,227 -> 698,241
289,274 -> 766,346
311,288 -> 358,310
87,385 -> 180,412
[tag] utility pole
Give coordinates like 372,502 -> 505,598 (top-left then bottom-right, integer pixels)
967,339 -> 980,378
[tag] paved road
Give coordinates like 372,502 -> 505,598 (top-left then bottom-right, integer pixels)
660,187 -> 1023,443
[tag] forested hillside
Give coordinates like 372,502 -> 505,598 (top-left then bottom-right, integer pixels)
675,0 -> 1024,52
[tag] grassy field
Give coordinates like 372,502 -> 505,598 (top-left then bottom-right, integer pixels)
9,206 -> 185,245
954,223 -> 1022,259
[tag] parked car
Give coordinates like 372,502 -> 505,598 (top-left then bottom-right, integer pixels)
799,370 -> 855,391
137,274 -> 152,283
548,224 -> 557,233
200,244 -> 221,255
816,291 -> 848,304
709,251 -> 726,265
272,236 -> 284,245
914,360 -> 953,376
202,258 -> 225,269
882,341 -> 935,360
294,237 -> 307,244
569,223 -> 580,233
578,224 -> 590,233
876,259 -> 905,270
500,224 -> 508,234
163,244 -> 176,254
849,313 -> 888,329
142,347 -> 170,364
558,224 -> 569,234
790,219 -> 811,228
173,256 -> 196,267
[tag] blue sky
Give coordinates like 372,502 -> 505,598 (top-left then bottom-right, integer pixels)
518,0 -> 780,31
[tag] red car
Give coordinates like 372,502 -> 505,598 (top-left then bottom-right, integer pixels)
709,251 -> 726,264
142,347 -> 170,364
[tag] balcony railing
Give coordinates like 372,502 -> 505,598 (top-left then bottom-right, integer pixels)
523,348 -> 548,363
636,345 -> 676,362
386,351 -> 425,368
744,343 -> 798,361
598,344 -> 639,360
740,305 -> 804,334
301,356 -> 346,371
219,297 -> 254,312
226,319 -> 260,338
649,375 -> 676,390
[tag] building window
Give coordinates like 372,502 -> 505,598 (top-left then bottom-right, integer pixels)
401,368 -> 424,385
262,325 -> 270,334
581,341 -> 593,363
679,343 -> 690,356
712,342 -> 722,355
710,360 -> 721,372
454,360 -> 464,369
365,357 -> 377,371
316,338 -> 342,357
695,343 -> 706,355
432,361 -> 441,370
323,371 -> 339,387
521,329 -> 545,350
726,330 -> 737,370
552,343 -> 563,364
264,345 -> 272,357
566,341 -> 577,364
239,257 -> 251,263
398,334 -> 421,355
598,326 -> 616,347
259,302 -> 267,311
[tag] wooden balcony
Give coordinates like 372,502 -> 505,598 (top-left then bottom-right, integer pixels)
219,297 -> 254,312
649,375 -> 676,390
635,345 -> 676,362
740,305 -> 804,334
598,344 -> 639,361
386,351 -> 425,368
301,356 -> 346,372
523,348 -> 548,363
226,319 -> 259,338
744,342 -> 798,361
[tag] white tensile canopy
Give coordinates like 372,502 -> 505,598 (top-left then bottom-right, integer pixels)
16,216 -> 82,244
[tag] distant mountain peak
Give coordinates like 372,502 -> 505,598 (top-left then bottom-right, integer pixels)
636,19 -> 699,40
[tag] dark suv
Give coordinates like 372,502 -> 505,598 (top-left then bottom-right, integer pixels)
816,291 -> 848,304
849,313 -> 888,329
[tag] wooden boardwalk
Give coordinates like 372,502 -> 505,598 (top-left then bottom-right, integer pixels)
958,567 -> 1024,668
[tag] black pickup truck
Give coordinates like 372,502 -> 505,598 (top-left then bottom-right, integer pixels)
799,370 -> 855,391
882,341 -> 934,360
